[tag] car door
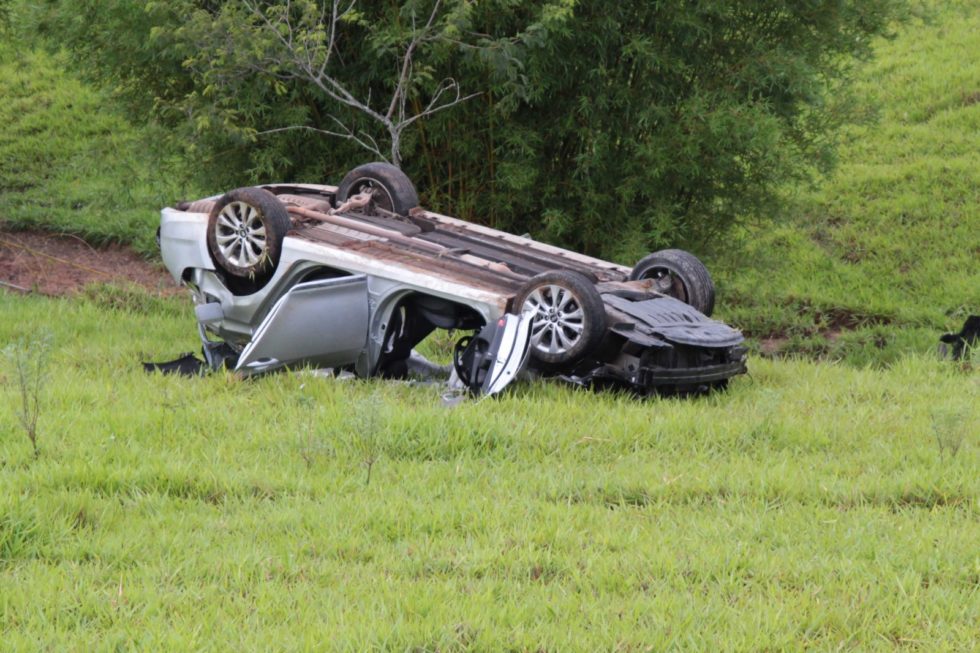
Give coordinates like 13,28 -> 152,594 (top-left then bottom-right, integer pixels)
235,275 -> 370,374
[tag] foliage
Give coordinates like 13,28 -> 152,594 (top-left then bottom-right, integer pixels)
23,0 -> 905,258
0,1 -> 970,367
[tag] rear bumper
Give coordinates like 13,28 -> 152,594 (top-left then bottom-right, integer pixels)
638,359 -> 747,387
573,347 -> 748,394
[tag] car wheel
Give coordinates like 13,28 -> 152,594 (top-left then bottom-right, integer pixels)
629,249 -> 716,316
207,187 -> 291,279
335,162 -> 420,216
513,270 -> 607,366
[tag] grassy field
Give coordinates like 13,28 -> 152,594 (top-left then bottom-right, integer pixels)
0,44 -> 195,256
1,293 -> 977,650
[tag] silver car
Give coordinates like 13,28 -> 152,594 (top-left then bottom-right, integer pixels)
158,162 -> 746,395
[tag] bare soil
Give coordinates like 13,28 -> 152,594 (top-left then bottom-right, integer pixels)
0,227 -> 179,296
759,336 -> 789,356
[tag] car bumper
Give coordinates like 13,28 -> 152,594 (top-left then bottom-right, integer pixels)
637,359 -> 747,387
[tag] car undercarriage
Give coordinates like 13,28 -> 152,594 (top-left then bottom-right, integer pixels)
158,162 -> 747,396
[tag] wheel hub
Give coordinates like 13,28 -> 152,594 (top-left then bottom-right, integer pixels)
522,284 -> 586,355
353,179 -> 395,214
214,201 -> 268,268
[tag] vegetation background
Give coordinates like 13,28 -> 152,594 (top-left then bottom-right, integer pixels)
13,0 -> 904,257
0,0 -> 977,650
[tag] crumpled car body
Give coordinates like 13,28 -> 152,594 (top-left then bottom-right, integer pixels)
158,168 -> 746,396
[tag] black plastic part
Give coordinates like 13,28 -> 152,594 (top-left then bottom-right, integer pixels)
454,335 -> 490,392
413,294 -> 483,330
143,353 -> 207,376
940,315 -> 979,360
375,303 -> 436,378
602,294 -> 743,348
452,320 -> 503,393
637,361 -> 746,387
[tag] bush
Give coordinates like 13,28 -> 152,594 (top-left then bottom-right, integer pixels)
25,0 -> 904,259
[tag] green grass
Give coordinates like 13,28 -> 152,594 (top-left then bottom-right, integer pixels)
1,293 -> 978,650
0,43 -> 197,256
709,1 -> 980,365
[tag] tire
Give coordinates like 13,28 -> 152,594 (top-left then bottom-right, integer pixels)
512,270 -> 607,366
629,249 -> 715,316
207,187 -> 291,279
335,162 -> 420,216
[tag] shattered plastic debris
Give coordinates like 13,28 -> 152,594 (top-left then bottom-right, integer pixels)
142,353 -> 208,377
939,315 -> 979,361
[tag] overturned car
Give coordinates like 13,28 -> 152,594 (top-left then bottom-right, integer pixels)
158,162 -> 746,395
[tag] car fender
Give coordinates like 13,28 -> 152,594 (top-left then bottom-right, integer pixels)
160,207 -> 215,282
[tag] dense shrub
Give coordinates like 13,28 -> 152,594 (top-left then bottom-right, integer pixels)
26,0 -> 903,259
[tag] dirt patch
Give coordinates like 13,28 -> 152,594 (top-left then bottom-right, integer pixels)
813,306 -> 893,331
758,336 -> 789,355
0,226 -> 179,296
962,90 -> 980,107
746,302 -> 898,358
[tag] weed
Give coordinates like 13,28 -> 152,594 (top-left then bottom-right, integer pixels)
294,389 -> 331,469
2,331 -> 52,457
348,388 -> 388,485
931,409 -> 970,461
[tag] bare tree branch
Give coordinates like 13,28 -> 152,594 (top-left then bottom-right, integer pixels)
402,83 -> 481,129
320,0 -> 357,79
240,0 -> 479,167
255,119 -> 386,161
386,0 -> 442,122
